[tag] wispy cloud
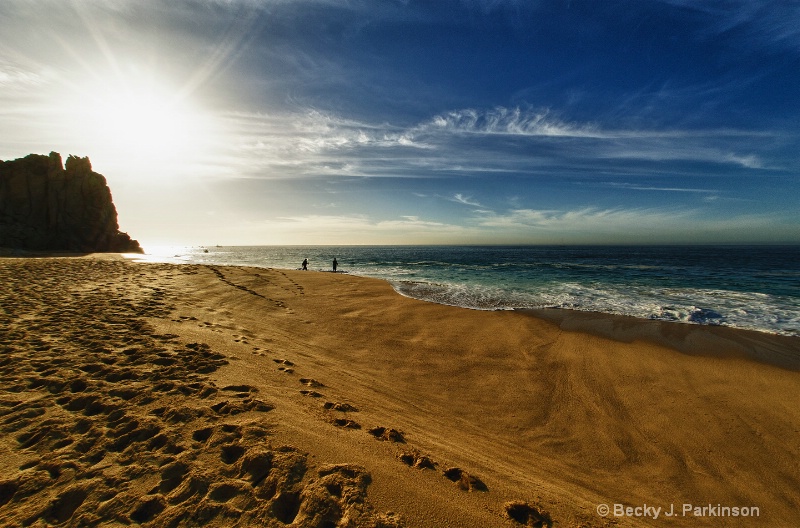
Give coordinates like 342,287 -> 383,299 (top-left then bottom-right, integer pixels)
0,59 -> 49,90
450,193 -> 484,207
474,207 -> 686,231
204,204 -> 798,245
659,0 -> 800,52
724,153 -> 763,169
229,213 -> 472,245
469,206 -> 796,244
602,182 -> 720,193
219,105 -> 778,181
417,107 -> 603,138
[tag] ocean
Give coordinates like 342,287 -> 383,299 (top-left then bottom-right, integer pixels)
136,245 -> 800,337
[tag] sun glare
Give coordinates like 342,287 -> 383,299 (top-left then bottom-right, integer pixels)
67,74 -> 219,179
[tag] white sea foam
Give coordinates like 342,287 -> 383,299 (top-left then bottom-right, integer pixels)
391,280 -> 799,336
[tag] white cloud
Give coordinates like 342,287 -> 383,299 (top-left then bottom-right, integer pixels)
451,193 -> 484,207
218,105 -> 775,182
219,109 -> 440,178
224,213 -> 473,244
216,205 -> 795,246
0,59 -> 50,90
466,205 -> 799,244
602,182 -> 720,193
724,153 -> 762,169
659,0 -> 800,51
419,106 -> 603,138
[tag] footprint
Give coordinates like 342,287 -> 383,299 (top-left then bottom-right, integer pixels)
273,359 -> 295,367
368,427 -> 404,443
323,402 -> 358,412
208,481 -> 246,503
221,385 -> 258,393
331,418 -> 361,430
299,378 -> 324,388
398,450 -> 436,470
42,486 -> 89,524
443,467 -> 487,492
238,450 -> 274,486
107,422 -> 162,452
299,390 -> 323,398
69,379 -> 88,393
130,496 -> 166,524
220,444 -> 246,464
504,501 -> 553,527
192,427 -> 213,442
211,399 -> 273,415
159,461 -> 189,493
0,480 -> 19,508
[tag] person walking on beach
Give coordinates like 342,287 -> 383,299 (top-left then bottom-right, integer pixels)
302,258 -> 308,271
332,258 -> 338,273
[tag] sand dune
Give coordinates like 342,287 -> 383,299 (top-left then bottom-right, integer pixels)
1,257 -> 798,527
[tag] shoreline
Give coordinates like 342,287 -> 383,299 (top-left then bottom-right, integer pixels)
2,256 -> 799,526
5,250 -> 799,362
522,307 -> 800,371
140,244 -> 800,340
4,250 -> 799,361
10,247 -> 796,342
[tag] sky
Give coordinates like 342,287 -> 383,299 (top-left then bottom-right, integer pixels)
1,0 -> 798,246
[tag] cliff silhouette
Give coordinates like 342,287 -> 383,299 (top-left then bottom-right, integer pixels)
0,152 -> 143,253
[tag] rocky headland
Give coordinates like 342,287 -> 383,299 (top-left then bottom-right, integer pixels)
0,152 -> 142,253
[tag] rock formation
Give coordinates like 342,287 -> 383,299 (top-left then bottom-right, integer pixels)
0,152 -> 142,253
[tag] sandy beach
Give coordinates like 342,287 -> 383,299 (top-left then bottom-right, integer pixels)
1,256 -> 798,527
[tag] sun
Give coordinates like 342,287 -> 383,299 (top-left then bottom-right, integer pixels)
93,89 -> 193,157
68,74 -> 219,179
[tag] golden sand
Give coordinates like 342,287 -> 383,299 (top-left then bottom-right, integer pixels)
1,257 -> 798,527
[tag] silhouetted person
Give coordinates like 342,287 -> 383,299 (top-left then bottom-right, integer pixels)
332,258 -> 338,272
302,258 -> 308,270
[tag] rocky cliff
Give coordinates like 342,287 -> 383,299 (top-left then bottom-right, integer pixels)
0,152 -> 142,253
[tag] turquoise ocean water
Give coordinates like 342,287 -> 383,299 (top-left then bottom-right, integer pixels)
137,245 -> 800,337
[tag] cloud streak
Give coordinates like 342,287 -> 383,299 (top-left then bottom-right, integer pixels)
451,194 -> 484,207
219,105 -> 781,182
192,204 -> 798,246
659,0 -> 800,52
419,107 -> 603,138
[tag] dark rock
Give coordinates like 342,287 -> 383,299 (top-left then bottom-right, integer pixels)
0,152 -> 142,253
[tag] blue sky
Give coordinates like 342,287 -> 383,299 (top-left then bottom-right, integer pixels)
1,0 -> 798,245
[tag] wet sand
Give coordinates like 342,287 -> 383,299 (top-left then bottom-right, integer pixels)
1,256 -> 798,527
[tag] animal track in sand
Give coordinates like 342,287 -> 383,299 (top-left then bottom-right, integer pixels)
299,378 -> 324,388
300,390 -> 324,398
